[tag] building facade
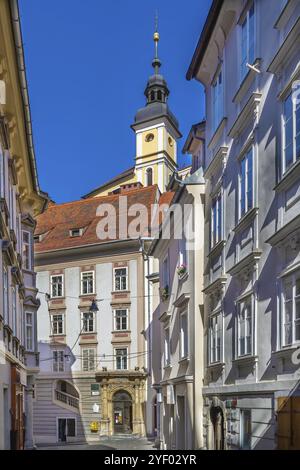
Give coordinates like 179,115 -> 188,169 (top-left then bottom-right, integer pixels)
148,124 -> 206,449
33,186 -> 163,444
0,0 -> 47,450
187,0 -> 300,450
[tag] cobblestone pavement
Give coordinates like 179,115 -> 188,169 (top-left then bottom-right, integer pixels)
36,436 -> 157,451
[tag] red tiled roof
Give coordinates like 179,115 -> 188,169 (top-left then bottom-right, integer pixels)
35,185 -> 161,252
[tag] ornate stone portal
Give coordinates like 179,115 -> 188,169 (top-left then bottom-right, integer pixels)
96,370 -> 147,437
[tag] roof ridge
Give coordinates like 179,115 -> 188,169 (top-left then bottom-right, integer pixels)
43,185 -> 159,210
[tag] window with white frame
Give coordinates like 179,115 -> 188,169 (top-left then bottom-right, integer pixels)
22,231 -> 32,271
283,92 -> 300,174
81,271 -> 95,295
180,311 -> 188,359
237,296 -> 253,357
282,272 -> 300,347
114,268 -> 128,291
25,312 -> 33,351
178,237 -> 187,268
51,314 -> 64,335
81,312 -> 95,333
212,67 -> 224,131
164,327 -> 170,366
12,286 -> 17,335
0,146 -> 5,198
3,265 -> 8,324
241,3 -> 255,80
82,348 -> 96,371
50,274 -> 64,298
115,348 -> 128,370
162,256 -> 169,288
240,147 -> 253,218
53,350 -> 65,372
211,193 -> 222,248
114,309 -> 128,331
209,310 -> 222,364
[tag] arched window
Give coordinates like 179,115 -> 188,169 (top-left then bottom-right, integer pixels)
157,90 -> 162,101
146,168 -> 153,186
150,91 -> 155,102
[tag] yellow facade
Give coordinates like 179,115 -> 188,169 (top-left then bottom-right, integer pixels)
0,0 -> 45,215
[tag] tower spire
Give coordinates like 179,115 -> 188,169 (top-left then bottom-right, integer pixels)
152,11 -> 161,74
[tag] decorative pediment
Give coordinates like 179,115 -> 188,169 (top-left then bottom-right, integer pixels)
22,213 -> 36,228
266,214 -> 300,247
228,250 -> 262,278
267,16 -> 300,77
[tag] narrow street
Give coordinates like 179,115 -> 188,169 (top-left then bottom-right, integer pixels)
36,436 -> 157,451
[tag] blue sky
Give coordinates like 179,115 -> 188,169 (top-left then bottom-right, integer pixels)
19,0 -> 212,203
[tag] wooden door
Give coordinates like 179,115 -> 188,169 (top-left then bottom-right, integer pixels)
277,396 -> 300,450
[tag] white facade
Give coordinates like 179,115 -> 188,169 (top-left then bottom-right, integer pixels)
188,0 -> 300,450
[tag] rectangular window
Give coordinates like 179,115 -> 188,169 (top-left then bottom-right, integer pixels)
241,3 -> 255,80
53,350 -> 65,372
212,68 -> 224,131
51,314 -> 64,335
164,327 -> 170,366
240,148 -> 253,218
3,266 -> 9,324
209,311 -> 222,364
114,309 -> 128,331
0,146 -> 4,198
180,311 -> 188,359
25,312 -> 33,351
240,409 -> 252,449
114,268 -> 128,291
211,194 -> 222,248
162,256 -> 169,288
81,312 -> 95,333
283,93 -> 300,173
178,238 -> 187,268
81,271 -> 95,295
282,272 -> 300,346
82,349 -> 96,371
12,287 -> 17,335
50,274 -> 64,298
115,348 -> 128,370
22,231 -> 32,271
238,297 -> 253,357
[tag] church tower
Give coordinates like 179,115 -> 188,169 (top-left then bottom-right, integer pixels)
132,26 -> 181,193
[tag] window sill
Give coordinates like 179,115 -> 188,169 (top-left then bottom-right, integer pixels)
272,345 -> 300,358
207,361 -> 225,370
274,157 -> 300,193
79,293 -> 96,298
208,117 -> 227,150
208,240 -> 226,259
233,59 -> 262,104
178,357 -> 189,365
112,290 -> 130,295
163,364 -> 172,370
233,207 -> 259,234
80,331 -> 97,335
112,330 -> 131,334
233,355 -> 258,365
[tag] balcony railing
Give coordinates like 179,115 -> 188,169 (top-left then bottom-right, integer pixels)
55,389 -> 79,409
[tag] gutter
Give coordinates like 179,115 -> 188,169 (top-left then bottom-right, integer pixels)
9,0 -> 48,206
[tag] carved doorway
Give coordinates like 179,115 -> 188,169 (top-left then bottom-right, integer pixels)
112,390 -> 133,434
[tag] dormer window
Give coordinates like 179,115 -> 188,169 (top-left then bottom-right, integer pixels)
70,228 -> 83,238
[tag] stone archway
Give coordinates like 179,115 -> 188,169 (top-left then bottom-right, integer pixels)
112,390 -> 133,434
96,371 -> 147,437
